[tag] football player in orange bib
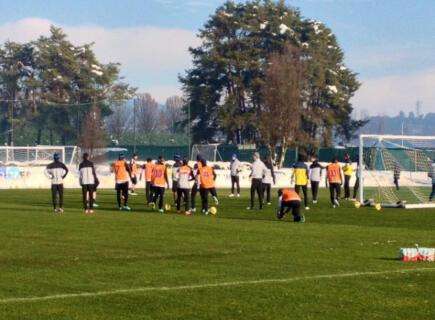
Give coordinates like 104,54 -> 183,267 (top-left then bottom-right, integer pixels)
190,155 -> 203,212
151,156 -> 169,213
176,158 -> 194,214
198,159 -> 219,214
142,158 -> 154,204
326,157 -> 344,208
111,153 -> 132,211
276,188 -> 304,222
129,153 -> 139,196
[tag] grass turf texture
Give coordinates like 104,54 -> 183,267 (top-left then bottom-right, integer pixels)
0,189 -> 434,320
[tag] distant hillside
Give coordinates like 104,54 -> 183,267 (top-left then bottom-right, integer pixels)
357,112 -> 435,136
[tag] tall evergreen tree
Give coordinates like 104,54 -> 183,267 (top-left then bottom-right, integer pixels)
181,0 -> 361,147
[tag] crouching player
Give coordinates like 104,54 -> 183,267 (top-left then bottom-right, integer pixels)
276,188 -> 305,223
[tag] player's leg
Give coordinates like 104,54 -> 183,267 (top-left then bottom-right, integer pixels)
182,189 -> 190,212
295,185 -> 301,195
276,201 -> 288,220
311,181 -> 319,203
200,188 -> 207,213
176,188 -> 183,212
266,183 -> 272,204
302,185 -> 309,208
82,186 -> 88,212
256,180 -> 263,209
394,177 -> 400,190
249,181 -> 256,209
159,187 -> 165,210
145,181 -> 150,204
430,183 -> 435,201
51,185 -> 57,211
58,184 -> 64,212
191,183 -> 198,211
211,187 -> 218,205
230,175 -> 235,196
172,181 -> 178,204
122,182 -> 129,208
344,176 -> 350,199
353,177 -> 359,200
290,200 -> 302,222
236,176 -> 240,196
116,184 -> 122,209
151,186 -> 158,207
88,186 -> 94,211
329,184 -> 335,206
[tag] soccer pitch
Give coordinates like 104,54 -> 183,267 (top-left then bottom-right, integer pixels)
0,189 -> 434,320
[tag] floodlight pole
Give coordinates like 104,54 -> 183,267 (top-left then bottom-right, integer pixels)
133,99 -> 137,153
359,134 -> 364,204
188,104 -> 191,160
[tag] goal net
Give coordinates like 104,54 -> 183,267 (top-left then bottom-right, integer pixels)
0,146 -> 78,166
191,144 -> 222,162
359,135 -> 435,209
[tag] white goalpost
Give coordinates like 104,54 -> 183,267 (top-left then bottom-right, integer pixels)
359,134 -> 435,209
191,144 -> 223,162
0,146 -> 79,166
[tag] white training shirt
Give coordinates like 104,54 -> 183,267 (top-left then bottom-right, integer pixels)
251,159 -> 267,179
309,167 -> 322,182
262,168 -> 274,184
177,167 -> 192,189
230,159 -> 241,176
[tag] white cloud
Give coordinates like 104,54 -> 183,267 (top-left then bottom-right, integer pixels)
352,68 -> 435,116
0,18 -> 200,102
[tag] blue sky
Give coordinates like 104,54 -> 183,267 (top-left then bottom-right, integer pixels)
0,0 -> 434,115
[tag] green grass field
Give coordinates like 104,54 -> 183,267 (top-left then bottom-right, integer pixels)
0,188 -> 434,319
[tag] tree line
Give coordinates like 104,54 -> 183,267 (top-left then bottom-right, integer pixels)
0,26 -> 187,149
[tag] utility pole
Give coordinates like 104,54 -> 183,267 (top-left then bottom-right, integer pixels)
133,98 -> 137,153
188,104 -> 191,160
9,100 -> 14,146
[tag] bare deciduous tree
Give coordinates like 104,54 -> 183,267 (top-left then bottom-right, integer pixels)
135,93 -> 160,133
105,102 -> 131,144
164,95 -> 185,134
79,104 -> 107,156
259,46 -> 307,167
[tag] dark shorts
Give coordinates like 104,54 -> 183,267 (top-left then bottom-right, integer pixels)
82,184 -> 95,192
172,181 -> 178,192
115,182 -> 129,190
131,177 -> 138,185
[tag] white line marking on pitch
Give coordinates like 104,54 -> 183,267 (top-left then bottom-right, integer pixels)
1,267 -> 434,304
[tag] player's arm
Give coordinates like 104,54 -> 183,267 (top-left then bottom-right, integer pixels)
305,165 -> 309,185
271,165 -> 276,185
291,167 -> 295,185
213,168 -> 217,181
125,162 -> 132,179
340,166 -> 344,185
92,164 -> 99,186
189,167 -> 195,181
44,165 -> 53,179
61,163 -> 69,179
164,167 -> 169,188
